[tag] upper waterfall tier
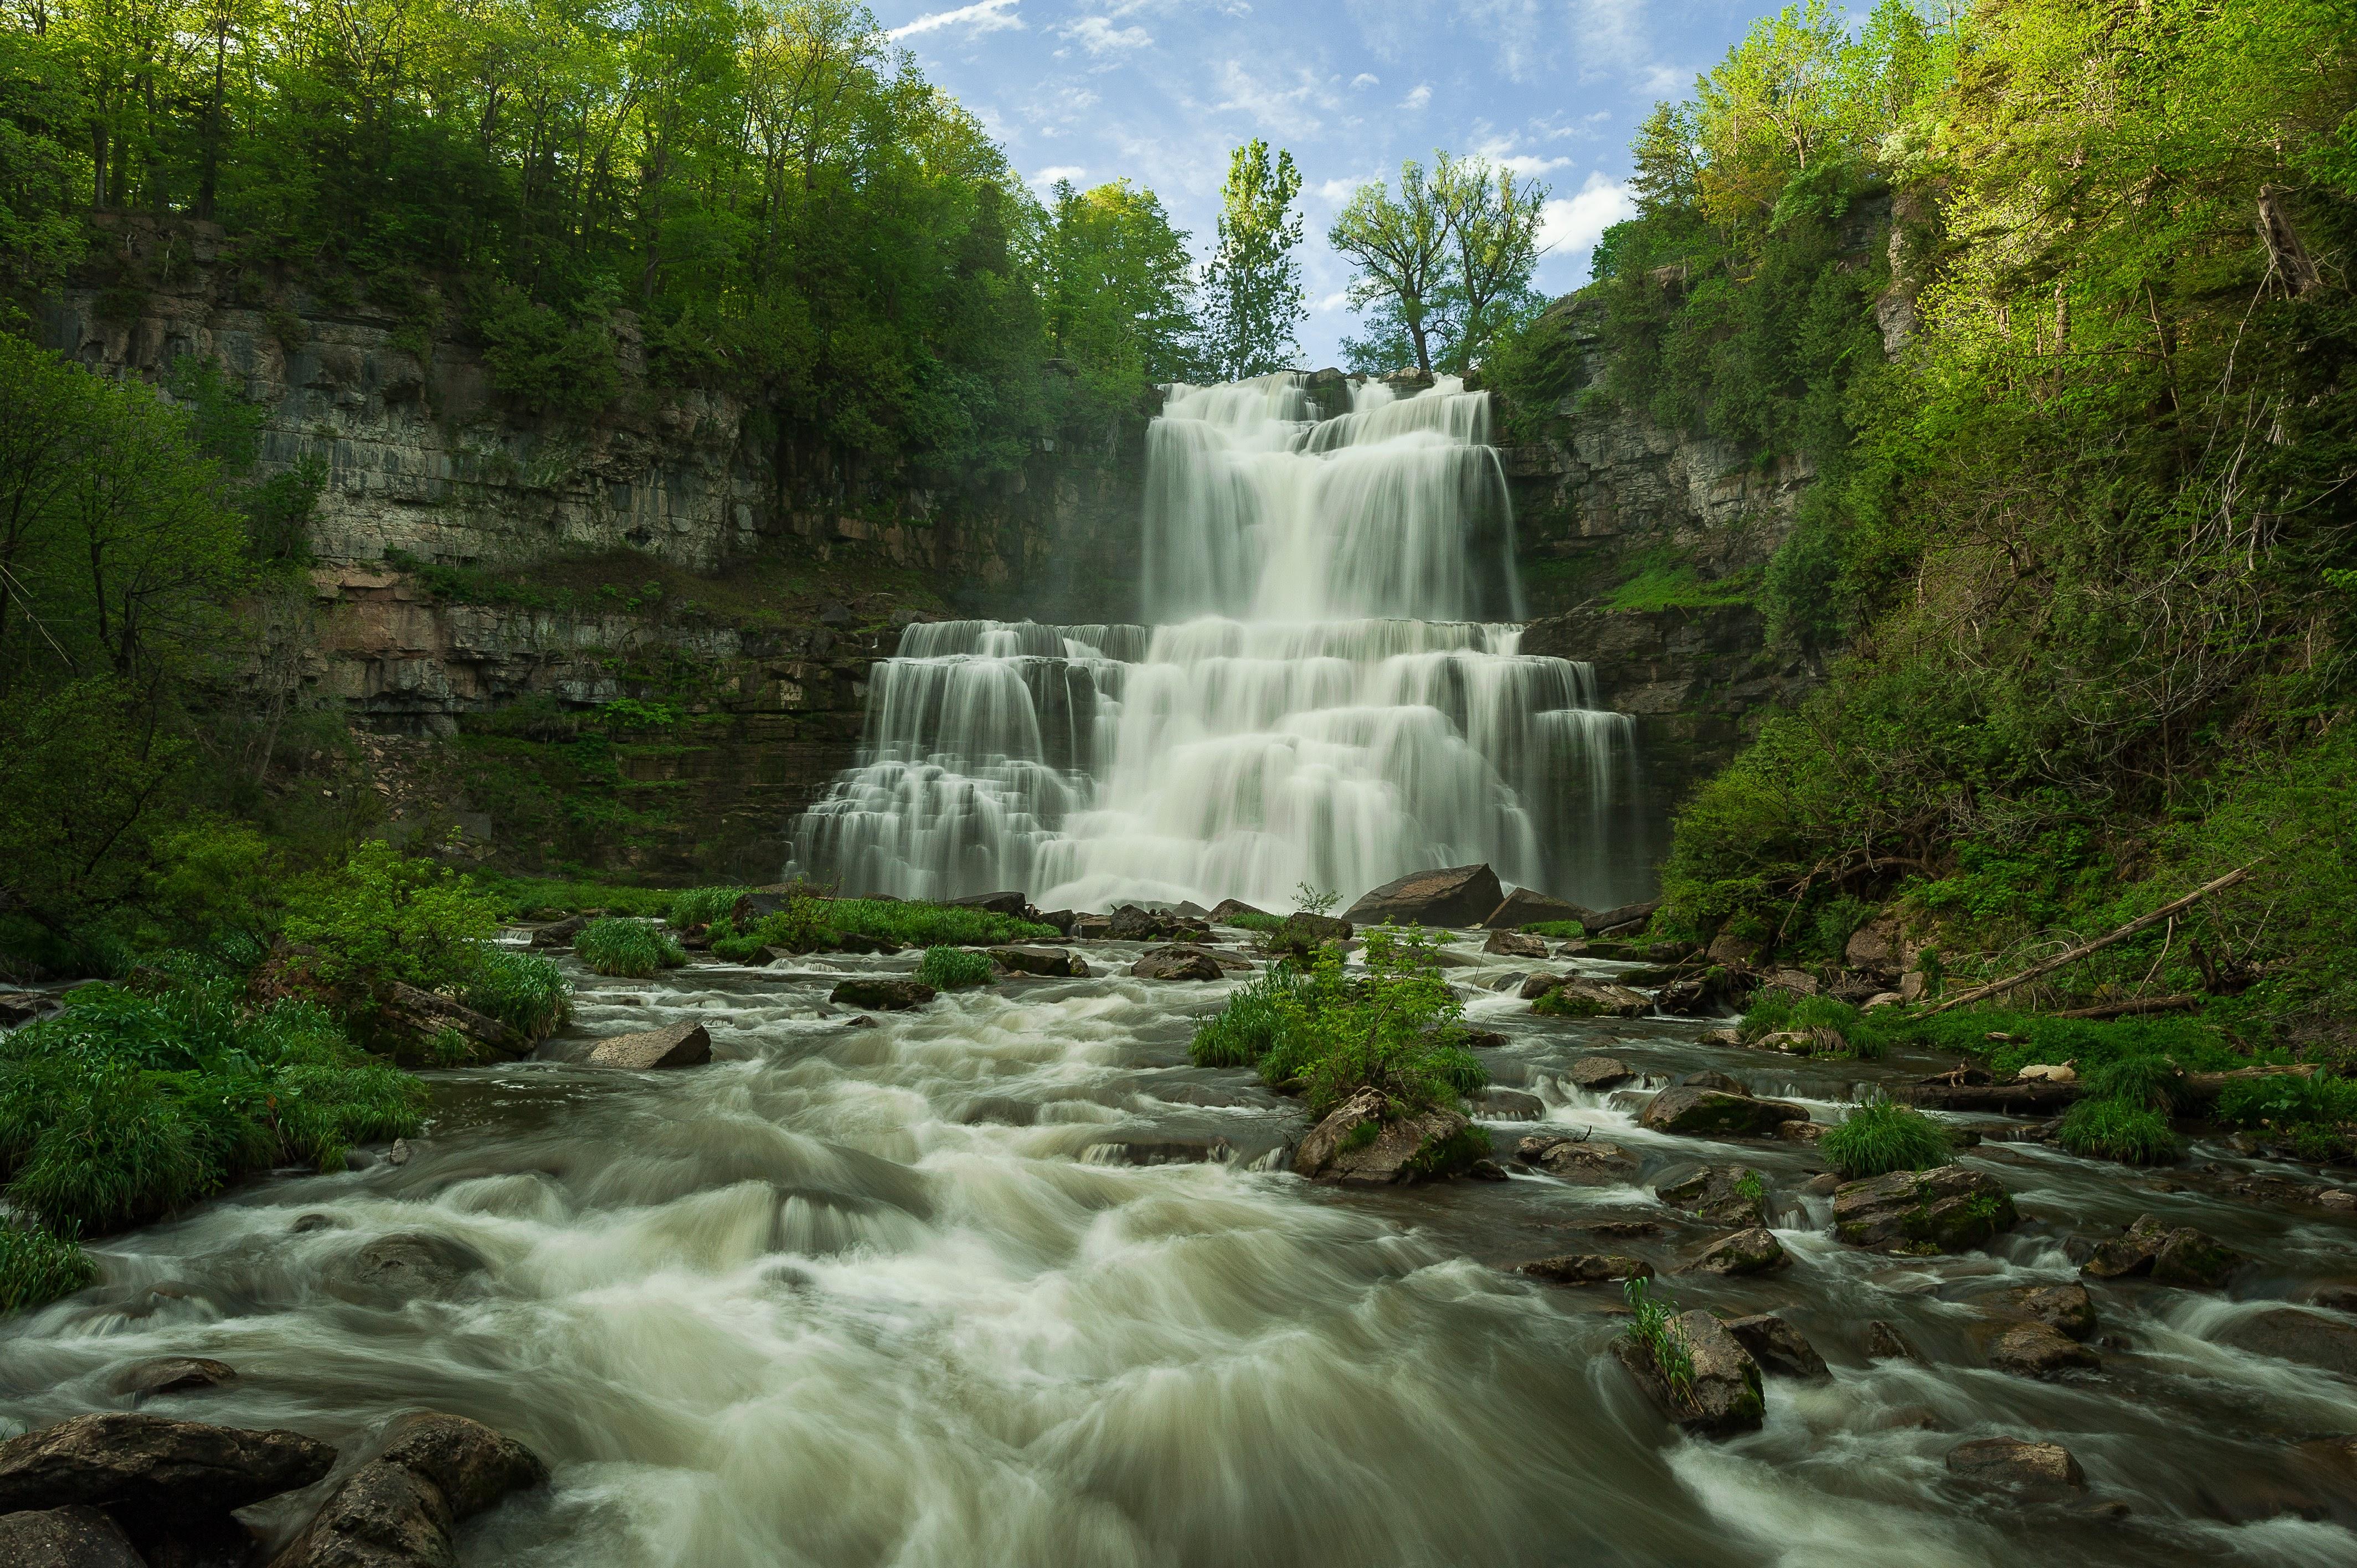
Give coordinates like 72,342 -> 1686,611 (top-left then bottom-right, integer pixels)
1141,374 -> 1523,625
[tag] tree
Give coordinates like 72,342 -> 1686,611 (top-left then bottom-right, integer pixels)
1435,153 -> 1548,372
1328,159 -> 1452,375
1199,138 -> 1306,380
1039,177 -> 1200,398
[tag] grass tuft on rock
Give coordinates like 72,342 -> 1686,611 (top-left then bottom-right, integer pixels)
1820,1099 -> 1954,1180
574,918 -> 688,978
666,886 -> 748,930
915,947 -> 995,990
2056,1098 -> 2180,1164
460,948 -> 573,1040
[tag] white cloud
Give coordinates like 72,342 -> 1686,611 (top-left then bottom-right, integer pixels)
1209,60 -> 1345,139
1031,164 -> 1087,187
1061,16 -> 1152,53
1314,290 -> 1354,312
1350,73 -> 1378,89
1537,171 -> 1636,255
1315,174 -> 1377,204
1400,83 -> 1431,110
888,0 -> 1022,42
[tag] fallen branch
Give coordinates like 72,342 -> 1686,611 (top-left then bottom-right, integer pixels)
2051,994 -> 2204,1021
1922,865 -> 2256,1017
1900,1063 -> 2313,1115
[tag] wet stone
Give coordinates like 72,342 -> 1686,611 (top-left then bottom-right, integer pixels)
586,1020 -> 712,1070
1565,1055 -> 1635,1091
1522,1254 -> 1651,1286
1679,1070 -> 1746,1094
1865,1321 -> 1923,1362
1612,1312 -> 1764,1438
2081,1214 -> 2241,1287
1946,1438 -> 2087,1502
1720,1313 -> 1829,1379
1524,1137 -> 1640,1185
111,1359 -> 238,1400
1996,1283 -> 2097,1340
830,978 -> 936,1011
1482,930 -> 1550,959
2215,1308 -> 2357,1379
1640,1087 -> 1812,1139
1981,1318 -> 2101,1379
1129,946 -> 1227,982
1832,1165 -> 2019,1254
0,1412 -> 336,1534
987,945 -> 1089,978
1292,1089 -> 1479,1185
1683,1227 -> 1786,1277
0,1505 -> 144,1568
1653,1164 -> 1769,1227
330,1233 -> 487,1304
1470,1088 -> 1545,1121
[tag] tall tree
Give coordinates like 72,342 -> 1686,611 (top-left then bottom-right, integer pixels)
1327,158 -> 1451,375
1199,138 -> 1305,380
1434,153 -> 1547,372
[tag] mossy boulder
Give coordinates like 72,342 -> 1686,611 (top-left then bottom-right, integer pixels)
1832,1165 -> 2020,1254
1612,1311 -> 1765,1438
1639,1087 -> 1810,1139
1292,1088 -> 1488,1185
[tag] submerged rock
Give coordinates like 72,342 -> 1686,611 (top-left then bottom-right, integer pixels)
1865,1321 -> 1923,1361
1291,1089 -> 1483,1185
1640,1087 -> 1811,1139
1522,1254 -> 1652,1286
2216,1308 -> 2357,1378
1341,864 -> 1504,928
1469,1087 -> 1545,1120
330,1233 -> 489,1304
0,1505 -> 144,1568
829,978 -> 936,1011
1721,1313 -> 1829,1379
1993,1283 -> 2098,1340
1684,1228 -> 1787,1276
0,1413 -> 334,1540
111,1359 -> 237,1401
1612,1311 -> 1766,1437
1946,1437 -> 2087,1501
585,1020 -> 712,1070
272,1413 -> 547,1568
1832,1166 -> 2019,1254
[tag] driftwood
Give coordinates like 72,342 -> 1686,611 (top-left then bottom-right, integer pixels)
1922,865 -> 2255,1017
2051,995 -> 2203,1021
1900,1062 -> 2315,1113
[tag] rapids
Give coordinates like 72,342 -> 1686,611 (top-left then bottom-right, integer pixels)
790,374 -> 1646,911
6,939 -> 2356,1567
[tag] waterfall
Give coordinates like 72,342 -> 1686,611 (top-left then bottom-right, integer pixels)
790,373 -> 1643,911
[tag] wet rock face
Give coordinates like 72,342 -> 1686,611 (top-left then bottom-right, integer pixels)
1993,1283 -> 2098,1340
0,1413 -> 336,1539
1639,1087 -> 1811,1139
1341,864 -> 1504,928
0,1504 -> 145,1568
1522,1254 -> 1651,1286
2216,1308 -> 2357,1379
1720,1314 -> 1828,1380
1684,1228 -> 1786,1276
1653,1164 -> 1770,1227
2082,1215 -> 2243,1287
585,1020 -> 712,1070
1529,979 -> 1651,1018
1291,1089 -> 1481,1185
1522,1137 -> 1640,1184
987,946 -> 1090,978
1565,1056 -> 1635,1090
1107,906 -> 1211,942
1865,1321 -> 1922,1361
271,1415 -> 547,1568
1612,1312 -> 1765,1438
1482,930 -> 1550,959
1946,1438 -> 2087,1502
1981,1319 -> 2101,1379
1831,1166 -> 2020,1254
1129,947 -> 1226,982
828,978 -> 936,1011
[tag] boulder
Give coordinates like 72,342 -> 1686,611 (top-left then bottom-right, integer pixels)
1522,1254 -> 1652,1286
1831,1166 -> 2019,1254
1865,1321 -> 1923,1361
1679,1070 -> 1746,1094
1459,1029 -> 1507,1050
0,992 -> 63,1030
1992,1283 -> 2097,1340
2081,1215 -> 2241,1286
1519,971 -> 1566,1000
1482,930 -> 1550,959
1108,906 -> 1211,942
269,1415 -> 545,1568
2216,1308 -> 2357,1378
1522,1137 -> 1640,1184
1291,1089 -> 1481,1185
1208,899 -> 1269,925
1281,912 -> 1353,943
1844,916 -> 1901,973
0,1414 -> 335,1538
987,946 -> 1090,978
1684,1228 -> 1787,1276
1469,1088 -> 1545,1121
0,1506 -> 145,1568
1776,1119 -> 1824,1143
1341,864 -> 1504,929
1946,1438 -> 2087,1502
833,931 -> 900,956
524,915 -> 587,950
1129,947 -> 1224,982
1480,888 -> 1591,930
1982,1319 -> 2101,1378
112,1359 -> 237,1401
828,978 -> 935,1011
585,1021 -> 711,1070
1612,1311 -> 1765,1437
1721,1313 -> 1828,1379
1583,898 -> 1663,936
1705,933 -> 1764,968
382,983 -> 526,1062
1654,1163 -> 1771,1227
1566,1055 -> 1636,1090
1531,979 -> 1651,1018
1071,915 -> 1113,940
1639,1087 -> 1811,1139
948,890 -> 1028,916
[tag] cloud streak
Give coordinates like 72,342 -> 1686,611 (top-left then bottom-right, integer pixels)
889,0 -> 1022,42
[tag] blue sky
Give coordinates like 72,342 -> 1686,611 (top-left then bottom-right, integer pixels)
872,0 -> 1789,365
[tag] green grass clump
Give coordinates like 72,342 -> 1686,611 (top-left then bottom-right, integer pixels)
1520,920 -> 1587,940
460,949 -> 572,1040
727,898 -> 1056,955
667,886 -> 748,929
0,1221 -> 94,1313
471,876 -> 677,920
1820,1099 -> 1954,1179
1738,992 -> 1861,1044
2080,1053 -> 2186,1112
915,947 -> 995,990
2056,1098 -> 2179,1164
1223,910 -> 1285,933
1189,967 -> 1310,1067
2215,1071 -> 2357,1131
1622,1275 -> 1695,1400
574,918 -> 687,978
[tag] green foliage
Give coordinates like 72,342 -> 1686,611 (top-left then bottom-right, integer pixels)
1738,992 -> 1860,1044
1293,884 -> 1341,919
466,280 -> 620,420
1621,1275 -> 1695,1401
2081,1054 -> 2186,1114
459,949 -> 572,1041
2215,1074 -> 2357,1137
0,1220 -> 94,1314
1820,1098 -> 1953,1179
1734,1169 -> 1767,1206
667,886 -> 748,929
574,919 -> 687,979
1188,965 -> 1311,1067
1520,921 -> 1586,940
2056,1100 -> 2180,1165
1602,551 -> 1758,614
0,971 -> 426,1242
470,876 -> 677,921
1038,177 -> 1205,403
280,842 -> 506,997
724,898 -> 1054,956
1223,911 -> 1285,935
915,947 -> 995,991
1200,140 -> 1308,379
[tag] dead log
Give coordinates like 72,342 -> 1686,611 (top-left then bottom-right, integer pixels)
1899,1062 -> 2314,1114
1923,865 -> 2255,1017
2051,995 -> 2203,1020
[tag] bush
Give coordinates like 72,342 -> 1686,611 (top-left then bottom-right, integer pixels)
2214,1072 -> 2357,1136
573,918 -> 686,978
2056,1099 -> 2179,1164
472,876 -> 676,921
2080,1053 -> 2186,1113
667,886 -> 747,930
1820,1099 -> 1954,1179
1520,921 -> 1586,940
280,842 -> 506,997
460,949 -> 572,1040
723,898 -> 1056,956
915,947 -> 995,989
0,1221 -> 94,1313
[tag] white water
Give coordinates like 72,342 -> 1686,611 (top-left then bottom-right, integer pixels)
792,374 -> 1639,909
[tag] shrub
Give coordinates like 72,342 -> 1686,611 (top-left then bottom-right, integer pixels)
1255,929 -> 1486,1117
724,898 -> 1056,955
1820,1099 -> 1954,1179
0,1221 -> 94,1313
2081,1053 -> 2186,1113
1189,966 -> 1310,1067
573,919 -> 686,978
280,842 -> 505,997
460,949 -> 572,1040
1520,921 -> 1586,940
667,886 -> 747,930
2215,1072 -> 2357,1132
2056,1099 -> 2179,1164
915,947 -> 995,990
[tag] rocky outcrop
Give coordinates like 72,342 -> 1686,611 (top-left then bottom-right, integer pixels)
269,1414 -> 546,1568
1654,1163 -> 1771,1227
1612,1312 -> 1766,1437
2082,1215 -> 2242,1287
1129,947 -> 1226,982
1527,977 -> 1651,1017
1342,865 -> 1505,929
1980,1319 -> 2100,1379
1291,1090 -> 1483,1185
1640,1087 -> 1810,1139
1832,1166 -> 2019,1254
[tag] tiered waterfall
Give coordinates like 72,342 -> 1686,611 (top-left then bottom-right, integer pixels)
789,374 -> 1641,911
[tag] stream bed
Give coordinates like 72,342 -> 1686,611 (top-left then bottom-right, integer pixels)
6,936 -> 2357,1567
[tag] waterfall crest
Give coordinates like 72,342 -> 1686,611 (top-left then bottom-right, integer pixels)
791,373 -> 1640,911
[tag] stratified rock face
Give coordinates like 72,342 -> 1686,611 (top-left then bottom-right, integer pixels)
1292,1089 -> 1480,1185
1831,1165 -> 2020,1254
1342,865 -> 1505,929
829,979 -> 936,1011
0,1505 -> 146,1568
270,1414 -> 547,1568
585,1020 -> 712,1070
1944,1438 -> 2087,1502
1611,1312 -> 1765,1438
0,1414 -> 336,1534
1639,1088 -> 1810,1139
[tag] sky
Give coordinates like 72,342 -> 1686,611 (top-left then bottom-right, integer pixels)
871,0 -> 1792,365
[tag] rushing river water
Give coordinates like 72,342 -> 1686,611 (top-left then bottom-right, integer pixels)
6,940 -> 2357,1566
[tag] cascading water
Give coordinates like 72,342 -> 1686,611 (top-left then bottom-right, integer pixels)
791,374 -> 1643,909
